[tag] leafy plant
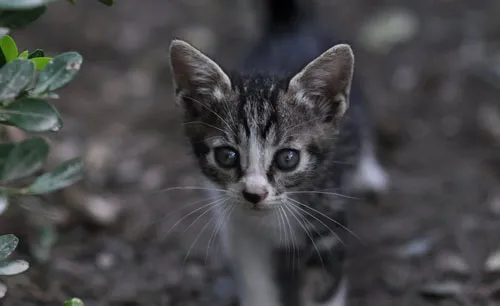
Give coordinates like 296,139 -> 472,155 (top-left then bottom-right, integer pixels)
0,234 -> 29,298
64,297 -> 85,306
0,0 -> 113,301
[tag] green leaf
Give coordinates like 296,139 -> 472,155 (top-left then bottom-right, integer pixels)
98,0 -> 113,6
17,50 -> 29,59
1,136 -> 49,182
27,49 -> 44,59
0,143 -> 15,168
0,259 -> 29,275
64,298 -> 84,306
31,56 -> 51,70
0,28 -> 9,40
0,234 -> 18,260
0,0 -> 58,9
29,223 -> 56,263
0,97 -> 62,132
0,194 -> 8,215
36,92 -> 59,99
0,59 -> 35,100
28,158 -> 83,194
66,0 -> 75,3
0,35 -> 17,62
0,7 -> 47,29
33,52 -> 82,94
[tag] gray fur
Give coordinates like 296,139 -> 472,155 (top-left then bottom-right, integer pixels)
169,39 -> 360,306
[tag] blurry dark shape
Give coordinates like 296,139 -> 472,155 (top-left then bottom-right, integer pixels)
264,0 -> 311,33
98,0 -> 113,6
380,261 -> 417,294
0,6 -> 46,29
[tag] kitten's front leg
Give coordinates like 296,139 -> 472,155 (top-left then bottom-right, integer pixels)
227,222 -> 283,306
301,209 -> 349,306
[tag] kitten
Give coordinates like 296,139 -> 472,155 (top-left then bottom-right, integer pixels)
168,1 -> 388,306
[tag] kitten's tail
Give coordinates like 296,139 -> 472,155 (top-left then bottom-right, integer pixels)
264,0 -> 313,32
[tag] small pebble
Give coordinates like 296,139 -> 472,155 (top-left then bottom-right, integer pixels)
86,195 -> 122,226
435,251 -> 470,275
419,280 -> 463,299
96,252 -> 116,269
485,249 -> 500,273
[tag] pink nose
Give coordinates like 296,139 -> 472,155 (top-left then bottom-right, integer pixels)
242,190 -> 269,204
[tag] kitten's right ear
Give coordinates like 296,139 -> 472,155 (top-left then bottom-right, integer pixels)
169,40 -> 231,100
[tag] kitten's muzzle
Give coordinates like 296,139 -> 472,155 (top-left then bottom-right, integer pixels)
242,189 -> 269,205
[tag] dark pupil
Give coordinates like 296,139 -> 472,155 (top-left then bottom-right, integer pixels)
215,147 -> 238,168
276,149 -> 299,170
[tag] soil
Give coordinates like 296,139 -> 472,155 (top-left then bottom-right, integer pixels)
2,0 -> 500,305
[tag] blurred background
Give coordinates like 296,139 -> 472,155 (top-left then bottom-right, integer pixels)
1,0 -> 500,305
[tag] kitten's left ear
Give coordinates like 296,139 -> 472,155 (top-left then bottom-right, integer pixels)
169,39 -> 231,98
288,44 -> 354,123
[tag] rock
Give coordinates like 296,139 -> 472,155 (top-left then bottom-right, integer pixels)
485,249 -> 500,273
62,185 -> 123,226
84,139 -> 115,186
396,235 -> 438,258
435,251 -> 470,275
358,7 -> 419,54
477,103 -> 500,143
419,280 -> 464,299
487,193 -> 500,216
86,195 -> 122,226
96,252 -> 116,270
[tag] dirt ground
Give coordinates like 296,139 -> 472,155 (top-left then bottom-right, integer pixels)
1,0 -> 500,305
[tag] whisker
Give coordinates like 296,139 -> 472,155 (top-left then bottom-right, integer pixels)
288,197 -> 361,243
163,197 -> 228,239
184,199 -> 230,263
152,186 -> 229,194
287,191 -> 359,200
280,206 -> 297,272
277,206 -> 290,263
181,198 -> 228,236
182,121 -> 228,134
284,203 -> 326,272
205,202 -> 233,263
286,198 -> 347,246
183,96 -> 237,137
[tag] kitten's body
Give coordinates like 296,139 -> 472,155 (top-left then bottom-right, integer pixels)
168,1 -> 388,306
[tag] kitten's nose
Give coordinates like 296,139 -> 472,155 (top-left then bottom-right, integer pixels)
242,190 -> 269,204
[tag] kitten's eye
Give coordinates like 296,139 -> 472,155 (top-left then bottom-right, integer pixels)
214,146 -> 239,169
274,149 -> 300,171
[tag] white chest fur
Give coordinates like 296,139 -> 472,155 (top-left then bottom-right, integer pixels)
217,206 -> 298,306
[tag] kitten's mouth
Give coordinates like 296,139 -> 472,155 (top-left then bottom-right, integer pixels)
246,203 -> 274,213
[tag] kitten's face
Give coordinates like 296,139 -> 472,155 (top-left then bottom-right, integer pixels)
169,40 -> 354,212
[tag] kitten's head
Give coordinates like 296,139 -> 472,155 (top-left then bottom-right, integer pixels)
169,39 -> 354,212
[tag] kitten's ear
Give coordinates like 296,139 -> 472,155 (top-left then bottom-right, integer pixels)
288,44 -> 354,124
169,39 -> 231,98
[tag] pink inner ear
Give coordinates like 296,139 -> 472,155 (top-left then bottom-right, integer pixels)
170,40 -> 231,94
289,44 -> 354,99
